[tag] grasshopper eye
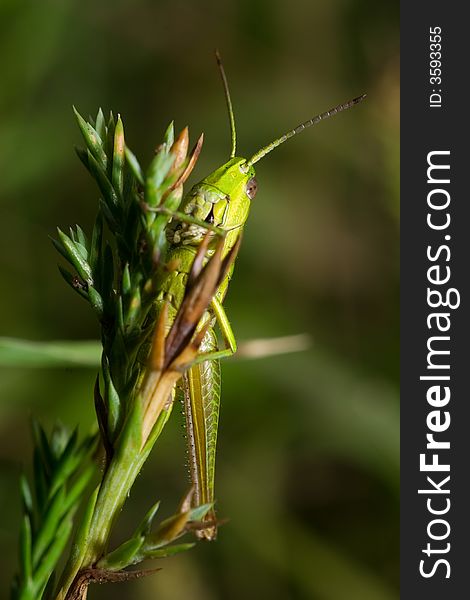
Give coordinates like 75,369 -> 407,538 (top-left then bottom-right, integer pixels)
246,177 -> 258,200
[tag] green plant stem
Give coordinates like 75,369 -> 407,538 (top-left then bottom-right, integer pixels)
56,401 -> 171,600
56,453 -> 144,597
83,444 -> 147,563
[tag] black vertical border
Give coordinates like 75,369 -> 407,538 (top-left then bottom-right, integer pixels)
401,3 -> 470,597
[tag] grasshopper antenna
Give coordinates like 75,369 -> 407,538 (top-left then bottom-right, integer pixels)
245,94 -> 367,168
215,49 -> 237,159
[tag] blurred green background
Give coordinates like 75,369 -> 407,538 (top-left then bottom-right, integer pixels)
0,0 -> 399,598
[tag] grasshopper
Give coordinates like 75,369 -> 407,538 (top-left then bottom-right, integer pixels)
157,54 -> 365,540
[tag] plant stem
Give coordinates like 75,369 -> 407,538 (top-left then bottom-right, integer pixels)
56,397 -> 170,600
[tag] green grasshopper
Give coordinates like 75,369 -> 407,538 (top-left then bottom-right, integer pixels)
157,54 -> 365,540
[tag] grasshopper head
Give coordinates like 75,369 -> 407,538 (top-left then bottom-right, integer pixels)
172,157 -> 256,246
200,157 -> 257,231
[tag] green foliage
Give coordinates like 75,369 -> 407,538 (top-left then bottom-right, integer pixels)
96,501 -> 212,571
0,338 -> 101,367
51,108 -> 182,450
11,423 -> 96,600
